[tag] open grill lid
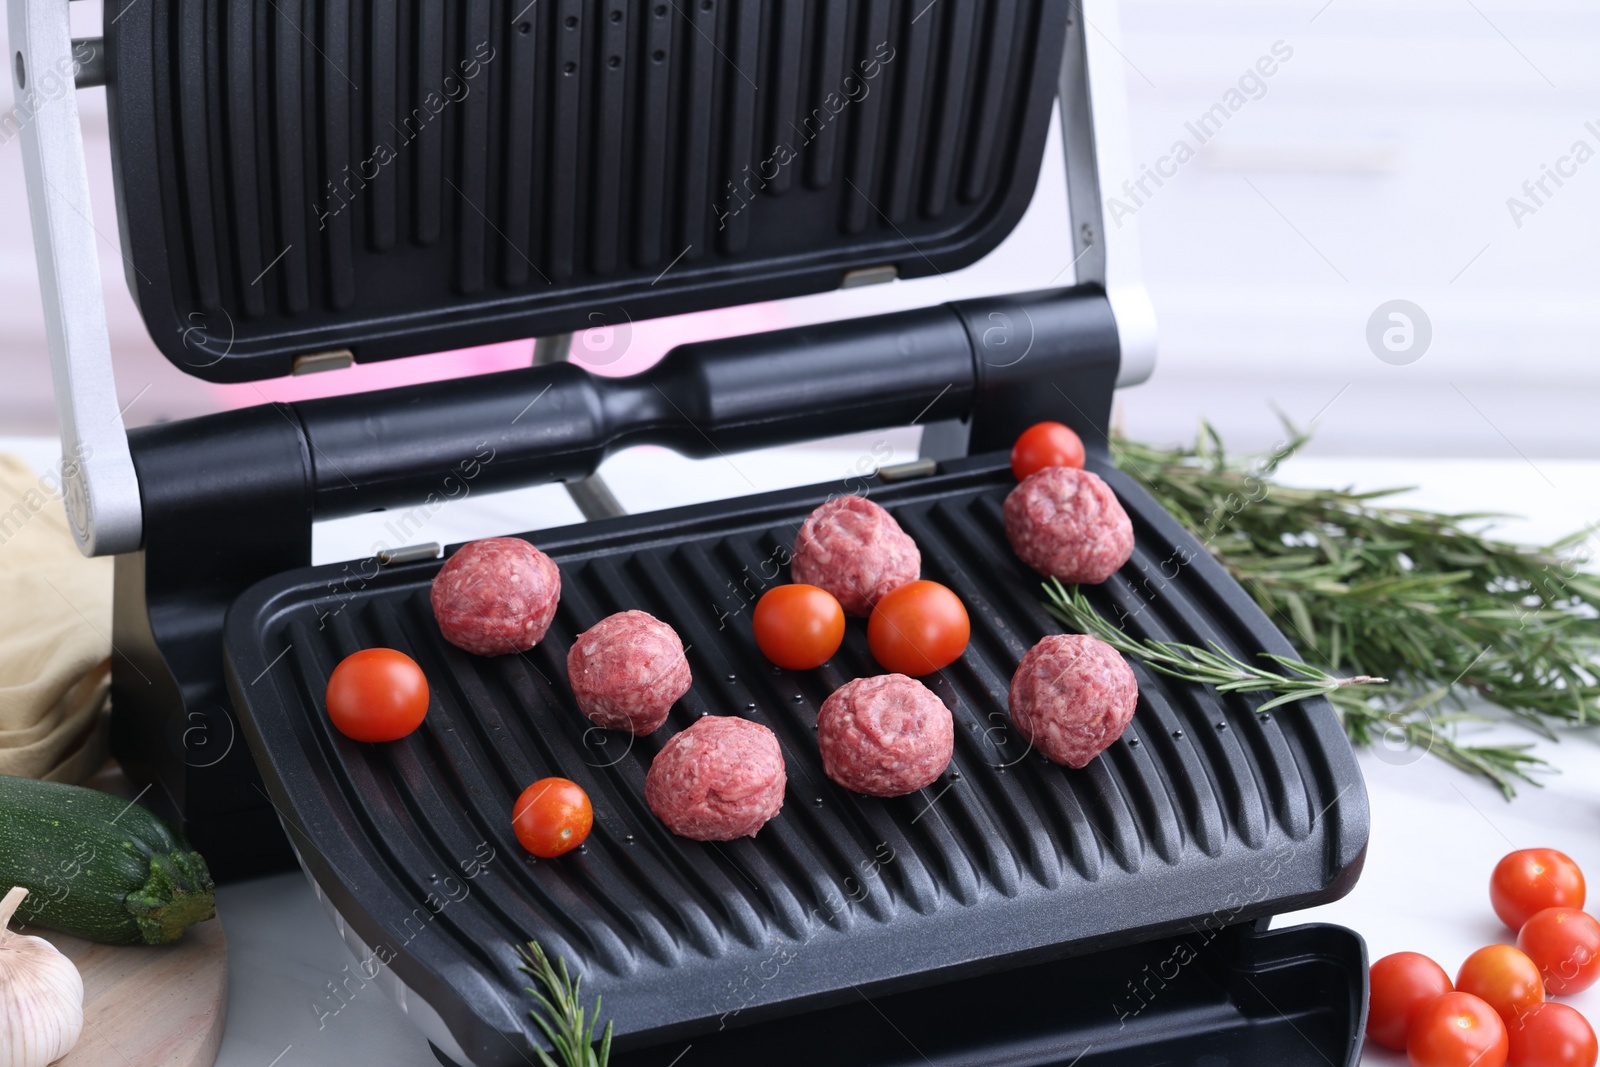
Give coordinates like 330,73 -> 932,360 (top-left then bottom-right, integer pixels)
105,0 -> 1071,381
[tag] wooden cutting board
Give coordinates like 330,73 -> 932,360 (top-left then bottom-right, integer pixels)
39,916 -> 227,1067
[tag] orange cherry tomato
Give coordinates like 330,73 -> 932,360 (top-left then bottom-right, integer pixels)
1507,1002 -> 1598,1067
753,584 -> 846,670
1518,908 -> 1600,995
1010,421 -> 1086,480
1492,849 -> 1586,931
867,580 -> 970,676
325,648 -> 430,742
512,777 -> 593,858
1368,952 -> 1453,1051
1408,992 -> 1508,1067
1457,945 -> 1544,1029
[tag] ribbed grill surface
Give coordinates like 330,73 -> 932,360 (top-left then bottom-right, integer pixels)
225,457 -> 1368,1064
106,0 -> 1066,380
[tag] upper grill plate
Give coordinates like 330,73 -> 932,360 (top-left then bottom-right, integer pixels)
107,0 -> 1069,380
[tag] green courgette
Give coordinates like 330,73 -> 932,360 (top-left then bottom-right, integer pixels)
0,775 -> 215,945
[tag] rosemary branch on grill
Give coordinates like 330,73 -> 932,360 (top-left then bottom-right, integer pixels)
520,941 -> 612,1067
1041,578 -> 1385,711
1042,579 -> 1543,794
1060,420 -> 1600,796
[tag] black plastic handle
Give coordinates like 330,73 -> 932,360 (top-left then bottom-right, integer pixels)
128,284 -> 1119,544
297,302 -> 977,518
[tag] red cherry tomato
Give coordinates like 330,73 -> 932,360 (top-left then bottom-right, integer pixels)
753,584 -> 846,670
1518,908 -> 1600,995
1408,993 -> 1508,1067
867,580 -> 971,676
1507,1002 -> 1598,1067
325,648 -> 430,742
1492,849 -> 1586,931
1457,945 -> 1544,1028
1368,952 -> 1454,1051
1010,421 -> 1086,481
512,778 -> 593,858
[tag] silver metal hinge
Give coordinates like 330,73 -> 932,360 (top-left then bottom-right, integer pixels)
10,0 -> 142,555
1059,0 -> 1158,388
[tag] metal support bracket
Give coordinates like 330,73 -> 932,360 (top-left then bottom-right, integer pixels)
532,331 -> 627,520
9,0 -> 142,555
1060,0 -> 1159,388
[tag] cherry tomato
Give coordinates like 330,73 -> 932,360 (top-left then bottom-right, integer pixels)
1492,849 -> 1586,931
1011,421 -> 1086,481
1368,952 -> 1454,1051
753,584 -> 846,670
512,778 -> 593,858
867,580 -> 971,676
1518,908 -> 1600,995
1507,1002 -> 1598,1067
1457,945 -> 1544,1028
1408,993 -> 1508,1067
325,648 -> 430,742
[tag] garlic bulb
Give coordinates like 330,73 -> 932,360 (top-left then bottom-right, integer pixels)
0,887 -> 83,1067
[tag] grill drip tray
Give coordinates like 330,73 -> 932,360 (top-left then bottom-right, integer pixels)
601,919 -> 1366,1067
224,453 -> 1369,1066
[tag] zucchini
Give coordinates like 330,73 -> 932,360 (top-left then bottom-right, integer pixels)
0,775 -> 215,945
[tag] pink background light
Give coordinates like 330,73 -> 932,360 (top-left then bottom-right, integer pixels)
207,302 -> 792,407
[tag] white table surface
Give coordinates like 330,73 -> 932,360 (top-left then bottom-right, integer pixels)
6,433 -> 1598,1067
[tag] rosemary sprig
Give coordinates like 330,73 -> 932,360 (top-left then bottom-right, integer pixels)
1043,579 -> 1546,797
1042,578 -> 1384,712
519,941 -> 613,1067
1093,421 -> 1599,796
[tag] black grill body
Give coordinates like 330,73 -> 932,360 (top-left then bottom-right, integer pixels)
46,0 -> 1379,1060
224,454 -> 1369,1065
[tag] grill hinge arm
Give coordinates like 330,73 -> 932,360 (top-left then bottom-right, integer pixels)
9,0 -> 142,555
1059,0 -> 1159,389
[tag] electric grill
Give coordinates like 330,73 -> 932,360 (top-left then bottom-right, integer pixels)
12,0 -> 1372,1063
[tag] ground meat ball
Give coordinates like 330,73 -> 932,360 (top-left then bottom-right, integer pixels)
1003,467 -> 1134,584
791,495 -> 920,616
431,538 -> 561,656
817,675 -> 953,797
645,717 -> 787,841
566,611 -> 691,735
1009,634 -> 1138,768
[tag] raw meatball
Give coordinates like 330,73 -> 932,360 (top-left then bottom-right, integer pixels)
646,717 -> 786,841
791,495 -> 920,616
1003,467 -> 1133,584
567,611 -> 691,735
431,537 -> 561,656
817,675 -> 953,797
1009,634 -> 1138,768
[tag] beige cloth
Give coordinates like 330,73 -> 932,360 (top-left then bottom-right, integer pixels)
0,452 -> 113,782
